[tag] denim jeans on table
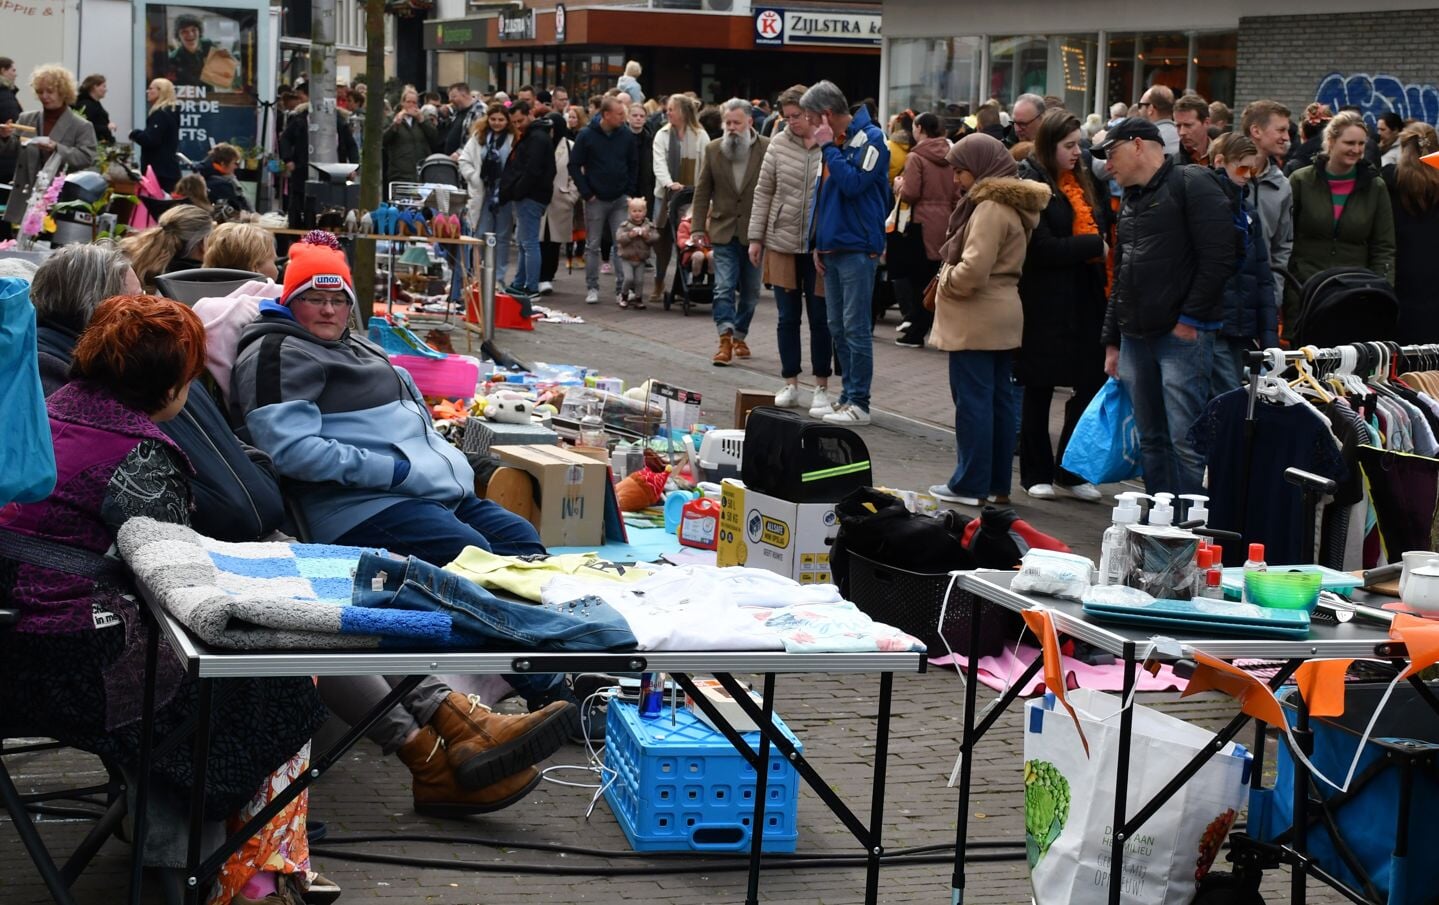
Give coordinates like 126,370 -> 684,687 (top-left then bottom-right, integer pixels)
824,251 -> 877,412
947,350 -> 1017,498
584,197 -> 629,291
774,251 -> 832,379
711,239 -> 761,339
334,496 -> 545,567
477,202 -> 514,284
1116,328 -> 1215,495
512,198 -> 546,293
352,553 -> 639,652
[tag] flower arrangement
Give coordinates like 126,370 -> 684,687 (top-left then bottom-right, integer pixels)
13,155 -> 65,250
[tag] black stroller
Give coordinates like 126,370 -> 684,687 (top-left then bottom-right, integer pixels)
1283,267 -> 1399,348
663,187 -> 714,316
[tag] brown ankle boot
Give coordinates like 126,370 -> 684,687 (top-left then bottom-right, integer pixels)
732,338 -> 751,359
429,692 -> 575,790
713,332 -> 733,366
397,725 -> 543,817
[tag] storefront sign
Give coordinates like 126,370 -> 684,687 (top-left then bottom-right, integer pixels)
139,3 -> 262,161
498,7 -> 535,41
554,3 -> 566,43
753,7 -> 881,48
429,21 -> 479,49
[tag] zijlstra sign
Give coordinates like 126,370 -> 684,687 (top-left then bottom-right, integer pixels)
754,8 -> 881,48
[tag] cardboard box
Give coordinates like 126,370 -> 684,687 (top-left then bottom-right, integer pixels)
716,478 -> 839,584
684,678 -> 762,733
734,389 -> 775,429
495,445 -> 607,547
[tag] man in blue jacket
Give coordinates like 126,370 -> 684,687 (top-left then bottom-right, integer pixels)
801,81 -> 888,425
567,96 -> 638,304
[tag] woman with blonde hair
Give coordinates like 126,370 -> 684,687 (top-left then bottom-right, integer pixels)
131,77 -> 182,191
203,221 -> 280,280
121,204 -> 214,290
650,93 -> 708,303
1388,122 -> 1439,340
0,64 -> 97,231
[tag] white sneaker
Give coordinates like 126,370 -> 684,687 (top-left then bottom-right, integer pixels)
808,388 -> 833,417
929,484 -> 981,506
585,289 -> 599,304
537,281 -> 554,295
774,384 -> 802,408
895,321 -> 912,334
1025,483 -> 1057,500
1057,482 -> 1103,502
823,405 -> 870,425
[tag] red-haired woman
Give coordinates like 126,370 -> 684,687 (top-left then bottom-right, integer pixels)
0,295 -> 331,904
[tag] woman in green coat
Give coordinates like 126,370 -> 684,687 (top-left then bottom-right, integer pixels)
1285,110 -> 1396,331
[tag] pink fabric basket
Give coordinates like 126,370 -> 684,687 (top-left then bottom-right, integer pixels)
390,354 -> 481,400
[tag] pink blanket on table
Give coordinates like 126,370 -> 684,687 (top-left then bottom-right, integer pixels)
929,643 -> 1189,695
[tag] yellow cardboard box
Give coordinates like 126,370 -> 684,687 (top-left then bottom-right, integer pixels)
495,444 -> 607,547
716,478 -> 838,584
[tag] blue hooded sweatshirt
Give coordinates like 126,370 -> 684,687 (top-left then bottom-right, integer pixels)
812,105 -> 890,255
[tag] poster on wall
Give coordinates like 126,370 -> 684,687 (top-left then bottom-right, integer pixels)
142,3 -> 260,160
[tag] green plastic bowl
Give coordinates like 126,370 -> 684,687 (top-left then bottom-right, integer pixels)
1244,570 -> 1323,612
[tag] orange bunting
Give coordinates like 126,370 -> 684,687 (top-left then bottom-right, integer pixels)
1390,613 -> 1439,678
1182,652 -> 1287,727
1021,609 -> 1089,756
1293,660 -> 1353,718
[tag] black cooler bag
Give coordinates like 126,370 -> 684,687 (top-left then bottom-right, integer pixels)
740,406 -> 872,503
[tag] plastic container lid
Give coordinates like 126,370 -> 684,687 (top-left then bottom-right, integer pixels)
1206,569 -> 1222,587
1248,542 -> 1265,562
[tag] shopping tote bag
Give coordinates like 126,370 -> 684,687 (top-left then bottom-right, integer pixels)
0,277 -> 56,504
1060,378 -> 1142,485
1023,689 -> 1250,905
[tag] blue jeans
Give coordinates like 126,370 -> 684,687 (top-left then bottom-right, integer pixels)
335,496 -> 545,567
1117,329 -> 1215,495
947,350 -> 1017,498
824,252 -> 877,412
774,252 -> 832,379
352,552 -> 638,652
477,202 -> 514,284
711,239 -> 761,339
512,199 -> 545,293
1209,335 -> 1249,398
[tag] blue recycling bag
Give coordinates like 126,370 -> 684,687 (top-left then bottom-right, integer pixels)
0,277 -> 56,505
1060,377 -> 1142,485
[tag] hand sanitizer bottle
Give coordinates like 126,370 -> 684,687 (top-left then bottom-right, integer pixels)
1242,543 -> 1268,603
1149,493 -> 1176,527
1179,493 -> 1210,527
1098,492 -> 1144,586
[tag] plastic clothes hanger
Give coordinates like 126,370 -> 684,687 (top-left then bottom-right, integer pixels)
1290,346 -> 1333,403
1255,347 -> 1305,406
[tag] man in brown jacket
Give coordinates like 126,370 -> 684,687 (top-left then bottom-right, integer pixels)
692,98 -> 769,365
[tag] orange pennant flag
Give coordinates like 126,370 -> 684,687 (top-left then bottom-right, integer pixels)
1423,150 -> 1439,172
1391,614 -> 1439,679
1293,660 -> 1352,718
1021,609 -> 1089,756
1182,651 -> 1287,727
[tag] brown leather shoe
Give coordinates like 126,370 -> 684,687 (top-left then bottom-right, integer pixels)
397,725 -> 543,818
429,692 -> 574,789
713,332 -> 733,366
733,338 -> 751,359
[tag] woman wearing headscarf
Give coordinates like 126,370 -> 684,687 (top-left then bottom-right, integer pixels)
926,133 -> 1050,507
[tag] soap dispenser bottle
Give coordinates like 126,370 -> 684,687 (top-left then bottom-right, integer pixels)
1149,493 -> 1176,527
1098,492 -> 1144,586
1178,493 -> 1210,527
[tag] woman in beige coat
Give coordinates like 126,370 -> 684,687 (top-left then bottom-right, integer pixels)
928,133 -> 1050,506
538,132 -> 578,293
650,94 -> 708,303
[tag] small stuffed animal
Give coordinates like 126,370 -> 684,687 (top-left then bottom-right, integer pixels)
484,392 -> 533,424
359,211 -> 374,235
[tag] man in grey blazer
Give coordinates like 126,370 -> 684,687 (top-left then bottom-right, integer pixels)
691,97 -> 769,366
0,65 -> 97,230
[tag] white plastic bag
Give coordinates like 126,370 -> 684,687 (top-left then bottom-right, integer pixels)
1023,689 -> 1250,905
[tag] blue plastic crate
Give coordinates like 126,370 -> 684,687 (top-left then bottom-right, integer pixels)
603,698 -> 803,853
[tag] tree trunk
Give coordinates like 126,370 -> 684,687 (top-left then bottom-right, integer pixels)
309,0 -> 337,167
353,0 -> 386,320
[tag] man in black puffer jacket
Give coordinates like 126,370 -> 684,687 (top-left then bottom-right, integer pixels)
1094,117 -> 1235,496
498,102 -> 556,299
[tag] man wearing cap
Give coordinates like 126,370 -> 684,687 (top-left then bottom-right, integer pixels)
1092,118 -> 1235,495
230,235 -> 546,560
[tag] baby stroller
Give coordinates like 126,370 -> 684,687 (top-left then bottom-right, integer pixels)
418,153 -> 465,189
663,187 -> 714,316
1283,267 -> 1399,348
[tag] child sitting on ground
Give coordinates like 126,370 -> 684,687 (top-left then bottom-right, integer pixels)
676,203 -> 713,278
613,196 -> 659,309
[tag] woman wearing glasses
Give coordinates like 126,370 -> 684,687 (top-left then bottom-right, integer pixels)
1205,132 -> 1278,395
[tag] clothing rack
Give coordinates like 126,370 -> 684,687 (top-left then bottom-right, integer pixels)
1235,342 -> 1439,558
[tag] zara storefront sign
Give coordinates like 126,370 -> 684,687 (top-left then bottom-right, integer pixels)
498,7 -> 535,41
753,7 -> 881,48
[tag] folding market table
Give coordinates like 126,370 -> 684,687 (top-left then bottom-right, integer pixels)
127,584 -> 926,905
951,570 -> 1416,905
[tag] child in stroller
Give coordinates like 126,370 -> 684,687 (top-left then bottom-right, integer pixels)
676,203 -> 713,277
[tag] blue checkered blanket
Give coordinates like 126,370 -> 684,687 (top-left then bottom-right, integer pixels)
116,518 -> 452,649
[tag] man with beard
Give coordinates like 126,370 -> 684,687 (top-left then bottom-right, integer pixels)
691,98 -> 770,365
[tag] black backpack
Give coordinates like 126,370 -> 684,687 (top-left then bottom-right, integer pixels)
829,487 -> 975,595
740,406 -> 872,503
1174,163 -> 1248,277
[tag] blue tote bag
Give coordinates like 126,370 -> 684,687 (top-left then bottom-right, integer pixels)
0,277 -> 56,505
1060,377 -> 1142,485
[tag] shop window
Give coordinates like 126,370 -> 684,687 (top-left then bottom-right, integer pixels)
1194,32 -> 1236,105
1051,34 -> 1097,114
1139,32 -> 1189,95
988,35 -> 1047,106
1107,35 -> 1136,108
887,36 -> 982,131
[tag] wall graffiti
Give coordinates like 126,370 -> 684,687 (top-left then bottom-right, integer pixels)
1315,71 -> 1439,128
